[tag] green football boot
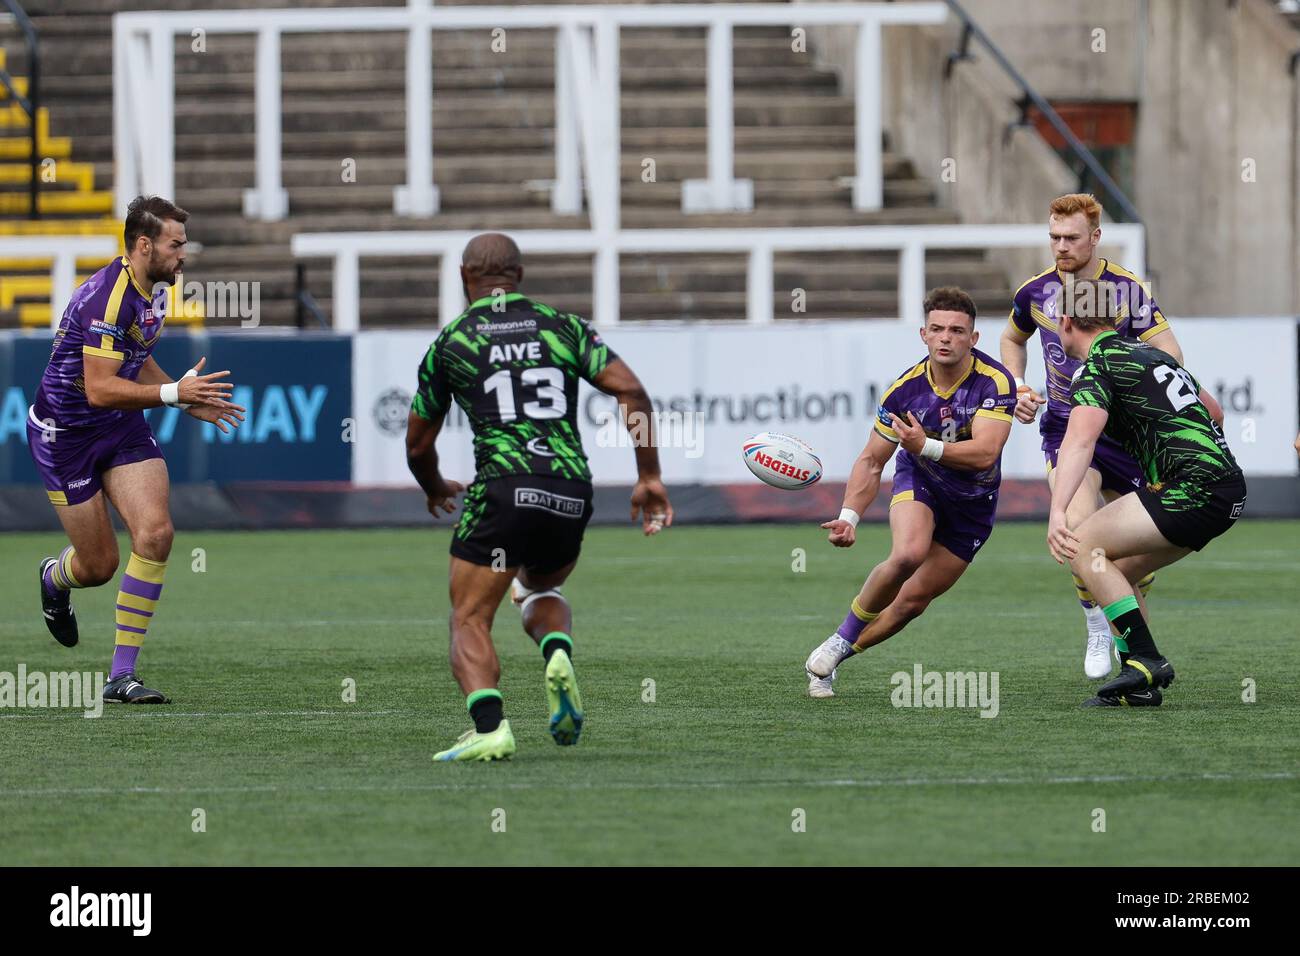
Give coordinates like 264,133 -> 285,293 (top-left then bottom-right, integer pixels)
545,649 -> 584,746
433,720 -> 517,762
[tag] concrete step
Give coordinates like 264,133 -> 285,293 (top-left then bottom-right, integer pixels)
24,0 -> 402,13
63,125 -> 857,164
181,254 -> 999,301
189,203 -> 959,245
27,34 -> 820,78
176,176 -> 934,216
18,26 -> 819,76
50,92 -> 860,138
171,150 -> 910,189
45,63 -> 836,100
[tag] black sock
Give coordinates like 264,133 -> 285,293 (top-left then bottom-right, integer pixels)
469,695 -> 503,734
1112,608 -> 1160,659
540,632 -> 573,663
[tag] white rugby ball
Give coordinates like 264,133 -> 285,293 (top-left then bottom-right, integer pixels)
742,432 -> 823,490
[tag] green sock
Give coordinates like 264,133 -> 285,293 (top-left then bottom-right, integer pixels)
467,688 -> 503,733
1102,595 -> 1158,659
540,632 -> 572,662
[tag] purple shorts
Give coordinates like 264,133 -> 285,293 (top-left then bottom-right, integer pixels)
1040,414 -> 1144,495
890,457 -> 997,564
26,406 -> 163,507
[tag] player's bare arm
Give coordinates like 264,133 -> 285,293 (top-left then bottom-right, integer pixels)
1143,327 -> 1184,366
822,429 -> 896,548
405,408 -> 464,516
890,410 -> 1011,471
1047,405 -> 1109,563
999,320 -> 1046,423
1198,387 -> 1224,427
592,357 -> 673,535
84,352 -> 238,412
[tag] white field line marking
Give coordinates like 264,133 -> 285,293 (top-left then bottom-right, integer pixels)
0,709 -> 414,719
1,770 -> 1294,798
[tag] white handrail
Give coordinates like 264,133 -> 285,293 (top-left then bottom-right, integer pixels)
113,3 -> 947,223
0,237 -> 120,331
291,224 -> 1147,330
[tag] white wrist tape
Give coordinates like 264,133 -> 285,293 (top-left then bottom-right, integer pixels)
920,437 -> 945,461
838,507 -> 860,528
1015,377 -> 1028,391
161,367 -> 198,409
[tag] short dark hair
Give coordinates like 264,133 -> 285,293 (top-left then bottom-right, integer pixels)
124,195 -> 189,251
1060,277 -> 1119,332
922,286 -> 977,327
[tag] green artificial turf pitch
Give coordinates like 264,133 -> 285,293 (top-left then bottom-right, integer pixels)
1,521 -> 1296,865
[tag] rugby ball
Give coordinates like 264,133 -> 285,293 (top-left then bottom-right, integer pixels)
742,432 -> 823,490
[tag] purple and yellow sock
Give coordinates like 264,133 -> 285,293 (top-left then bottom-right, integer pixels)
1136,572 -> 1155,598
1072,573 -> 1095,609
111,552 -> 167,680
43,546 -> 82,593
836,598 -> 878,643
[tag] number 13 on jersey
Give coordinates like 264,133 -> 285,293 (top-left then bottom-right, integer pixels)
483,367 -> 567,421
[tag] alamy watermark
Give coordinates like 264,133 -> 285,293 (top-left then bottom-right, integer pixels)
593,409 -> 705,459
890,663 -> 999,718
152,276 -> 262,328
0,666 -> 104,718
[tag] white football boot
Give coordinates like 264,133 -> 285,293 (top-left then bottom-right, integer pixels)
807,666 -> 837,699
806,633 -> 855,680
1084,630 -> 1114,679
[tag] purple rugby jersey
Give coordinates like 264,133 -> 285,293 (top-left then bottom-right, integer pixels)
873,347 -> 1017,498
1008,258 -> 1170,425
32,256 -> 168,430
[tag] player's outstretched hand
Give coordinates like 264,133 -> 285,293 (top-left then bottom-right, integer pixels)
1046,510 -> 1080,564
821,518 -> 856,548
186,402 -> 246,434
177,356 -> 238,409
889,412 -> 926,455
1015,386 -> 1046,424
427,479 -> 465,517
631,476 -> 673,535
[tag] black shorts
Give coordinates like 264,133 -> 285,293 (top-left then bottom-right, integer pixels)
1136,473 -> 1248,551
450,475 -> 593,573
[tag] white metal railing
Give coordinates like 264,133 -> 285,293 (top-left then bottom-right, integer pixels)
291,224 -> 1147,330
0,237 -> 120,330
114,2 -> 947,226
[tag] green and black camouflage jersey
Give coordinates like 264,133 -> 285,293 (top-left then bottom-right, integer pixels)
411,292 -> 617,482
1070,330 -> 1241,498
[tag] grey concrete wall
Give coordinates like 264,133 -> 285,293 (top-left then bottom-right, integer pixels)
801,0 -> 1299,317
1137,0 -> 1298,316
952,0 -> 1142,101
800,3 -> 1090,291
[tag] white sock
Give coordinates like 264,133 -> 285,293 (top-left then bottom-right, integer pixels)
1083,604 -> 1109,634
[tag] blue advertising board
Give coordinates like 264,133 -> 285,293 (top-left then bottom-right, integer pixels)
0,330 -> 352,484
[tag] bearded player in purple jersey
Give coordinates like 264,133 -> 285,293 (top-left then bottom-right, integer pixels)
999,193 -> 1189,681
804,288 -> 1017,697
28,196 -> 244,704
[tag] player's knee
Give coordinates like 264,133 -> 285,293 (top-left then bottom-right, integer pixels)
133,521 -> 173,561
886,550 -> 926,578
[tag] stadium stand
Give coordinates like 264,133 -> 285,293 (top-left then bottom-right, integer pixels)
2,0 -> 1015,328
